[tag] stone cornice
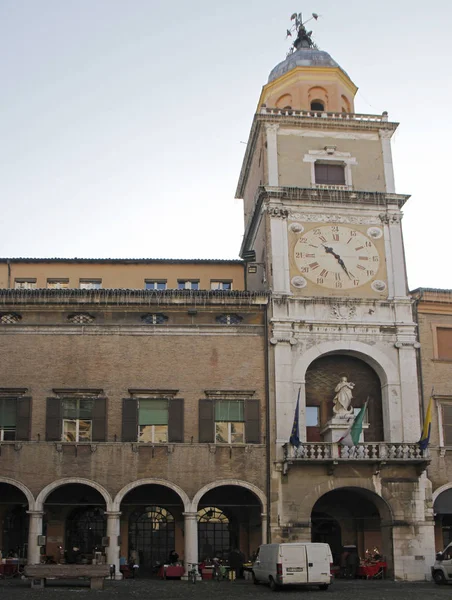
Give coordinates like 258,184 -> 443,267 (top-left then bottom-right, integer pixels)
0,288 -> 270,307
240,185 -> 409,256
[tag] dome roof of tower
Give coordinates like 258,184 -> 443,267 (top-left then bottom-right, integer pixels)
268,48 -> 350,83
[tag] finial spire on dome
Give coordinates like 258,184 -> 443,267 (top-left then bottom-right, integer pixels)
286,11 -> 319,55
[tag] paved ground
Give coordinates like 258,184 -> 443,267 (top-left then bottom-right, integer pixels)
1,578 -> 451,600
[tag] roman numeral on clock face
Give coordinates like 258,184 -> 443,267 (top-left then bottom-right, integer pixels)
320,269 -> 329,277
309,262 -> 320,270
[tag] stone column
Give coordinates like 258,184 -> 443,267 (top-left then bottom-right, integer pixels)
379,129 -> 395,193
261,513 -> 268,545
265,124 -> 279,187
105,511 -> 121,579
183,512 -> 198,578
270,212 -> 290,294
27,511 -> 44,565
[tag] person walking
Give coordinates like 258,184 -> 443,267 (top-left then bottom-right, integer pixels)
228,548 -> 243,580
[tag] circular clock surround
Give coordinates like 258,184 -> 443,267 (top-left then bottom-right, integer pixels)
293,224 -> 381,290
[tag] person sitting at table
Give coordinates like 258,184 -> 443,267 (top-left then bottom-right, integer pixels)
167,550 -> 179,565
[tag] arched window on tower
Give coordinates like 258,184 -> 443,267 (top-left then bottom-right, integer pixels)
310,100 -> 325,111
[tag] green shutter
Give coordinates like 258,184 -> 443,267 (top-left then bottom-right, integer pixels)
122,399 -> 138,442
199,399 -> 214,443
91,398 -> 107,442
138,399 -> 168,425
168,398 -> 184,443
62,398 -> 77,419
215,400 -> 244,422
15,397 -> 31,441
79,398 -> 95,419
46,398 -> 62,441
244,399 -> 260,443
1,398 -> 17,427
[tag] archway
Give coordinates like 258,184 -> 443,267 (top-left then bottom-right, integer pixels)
305,355 -> 383,442
65,507 -> 106,560
433,485 -> 452,550
42,483 -> 108,563
311,487 -> 393,574
119,483 -> 185,573
195,484 -> 264,562
198,506 -> 230,560
0,482 -> 32,558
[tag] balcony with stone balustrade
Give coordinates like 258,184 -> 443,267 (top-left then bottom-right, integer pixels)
282,441 -> 430,475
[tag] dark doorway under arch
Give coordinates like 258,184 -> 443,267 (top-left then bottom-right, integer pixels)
65,506 -> 106,557
129,506 -> 175,570
197,485 -> 262,562
311,487 -> 391,570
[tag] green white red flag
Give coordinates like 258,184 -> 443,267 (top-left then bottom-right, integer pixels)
338,401 -> 368,447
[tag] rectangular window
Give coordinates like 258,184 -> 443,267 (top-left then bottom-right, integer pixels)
0,398 -> 16,441
215,400 -> 244,444
443,405 -> 452,446
138,399 -> 168,443
14,279 -> 36,290
437,328 -> 452,361
79,280 -> 102,290
211,281 -> 232,291
315,163 -> 346,185
62,398 -> 94,442
306,406 -> 319,427
47,279 -> 69,289
178,280 -> 199,290
145,280 -> 167,291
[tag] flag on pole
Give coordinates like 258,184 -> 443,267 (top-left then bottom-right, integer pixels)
419,394 -> 433,451
338,401 -> 368,447
289,388 -> 301,447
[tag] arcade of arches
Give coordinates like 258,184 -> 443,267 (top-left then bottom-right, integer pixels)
0,480 -> 265,575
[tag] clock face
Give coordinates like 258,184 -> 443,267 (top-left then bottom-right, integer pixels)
293,225 -> 381,290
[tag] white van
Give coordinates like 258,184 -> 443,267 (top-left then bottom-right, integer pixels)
252,542 -> 333,591
432,542 -> 452,584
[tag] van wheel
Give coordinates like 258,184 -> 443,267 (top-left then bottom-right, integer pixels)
252,572 -> 259,585
433,570 -> 446,585
319,584 -> 329,590
269,577 -> 279,591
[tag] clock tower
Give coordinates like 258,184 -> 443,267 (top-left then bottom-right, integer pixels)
236,15 -> 435,581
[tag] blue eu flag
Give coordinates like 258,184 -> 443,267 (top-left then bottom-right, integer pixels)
289,388 -> 301,447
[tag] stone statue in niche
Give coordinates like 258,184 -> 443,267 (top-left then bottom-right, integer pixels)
333,376 -> 355,416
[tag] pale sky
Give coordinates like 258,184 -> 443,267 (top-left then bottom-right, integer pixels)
1,0 -> 451,290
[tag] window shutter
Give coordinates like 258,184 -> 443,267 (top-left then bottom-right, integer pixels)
122,398 -> 138,442
327,164 -> 346,185
46,398 -> 62,441
245,399 -> 260,443
443,405 -> 452,445
92,397 -> 107,442
15,397 -> 31,441
314,163 -> 328,183
199,399 -> 214,443
168,398 -> 184,443
437,329 -> 452,360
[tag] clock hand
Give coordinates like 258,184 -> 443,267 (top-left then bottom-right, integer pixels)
322,245 -> 353,279
337,258 -> 353,279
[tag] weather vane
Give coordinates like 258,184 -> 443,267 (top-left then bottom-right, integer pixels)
286,12 -> 319,56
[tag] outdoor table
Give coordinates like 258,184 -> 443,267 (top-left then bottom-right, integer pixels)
0,563 -> 19,577
357,561 -> 387,579
158,565 -> 185,579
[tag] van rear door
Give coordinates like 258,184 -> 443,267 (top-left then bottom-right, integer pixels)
306,544 -> 331,584
280,544 -> 308,584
